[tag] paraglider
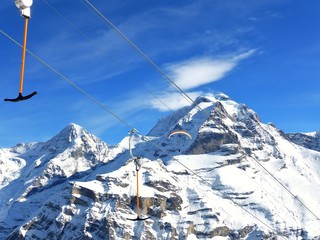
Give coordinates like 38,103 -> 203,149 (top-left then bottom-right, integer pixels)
167,130 -> 192,139
4,0 -> 37,102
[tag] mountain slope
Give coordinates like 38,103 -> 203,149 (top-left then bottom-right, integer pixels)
286,131 -> 320,152
1,94 -> 320,239
0,123 -> 126,237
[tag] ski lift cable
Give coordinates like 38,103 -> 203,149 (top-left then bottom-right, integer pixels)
1,0 -> 317,230
247,154 -> 320,221
40,0 -> 176,115
80,0 -> 201,130
0,28 -> 134,131
128,132 -> 281,235
0,29 -> 191,176
81,0 -> 201,110
79,1 -> 256,152
135,134 -> 284,236
0,28 -> 301,235
52,0 -> 320,221
189,98 -> 320,221
128,129 -> 281,232
216,118 -> 320,221
0,29 -> 282,234
0,29 -> 308,234
232,161 -> 291,228
144,86 -> 175,113
39,0 -> 199,124
216,120 -> 320,221
40,0 -> 90,40
61,0 -> 320,222
2,7 -> 317,230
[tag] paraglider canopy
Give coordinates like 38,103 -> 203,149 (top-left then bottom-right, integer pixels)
167,130 -> 192,139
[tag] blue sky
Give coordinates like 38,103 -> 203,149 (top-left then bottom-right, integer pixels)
0,0 -> 319,147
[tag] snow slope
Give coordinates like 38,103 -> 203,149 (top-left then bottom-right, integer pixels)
1,93 -> 320,239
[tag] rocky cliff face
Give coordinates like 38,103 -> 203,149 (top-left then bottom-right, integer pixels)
286,131 -> 320,152
1,94 -> 320,240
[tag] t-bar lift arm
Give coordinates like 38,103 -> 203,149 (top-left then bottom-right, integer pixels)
4,0 -> 37,102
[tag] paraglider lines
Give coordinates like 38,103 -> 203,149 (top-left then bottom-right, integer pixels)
40,0 -> 90,40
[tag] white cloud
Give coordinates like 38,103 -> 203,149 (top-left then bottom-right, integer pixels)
146,50 -> 256,112
166,49 -> 256,90
232,49 -> 257,61
168,59 -> 235,90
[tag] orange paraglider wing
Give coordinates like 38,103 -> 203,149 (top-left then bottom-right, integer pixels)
167,130 -> 192,139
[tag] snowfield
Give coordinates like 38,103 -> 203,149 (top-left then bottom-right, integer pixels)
0,93 -> 319,239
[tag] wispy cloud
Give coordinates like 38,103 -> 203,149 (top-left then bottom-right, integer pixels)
167,59 -> 235,91
166,49 -> 256,91
144,50 -> 256,111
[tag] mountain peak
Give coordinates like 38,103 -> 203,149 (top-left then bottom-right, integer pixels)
193,93 -> 231,106
59,123 -> 84,142
43,123 -> 90,151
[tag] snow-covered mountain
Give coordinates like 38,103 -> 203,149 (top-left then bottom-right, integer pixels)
0,93 -> 319,240
286,131 -> 320,152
